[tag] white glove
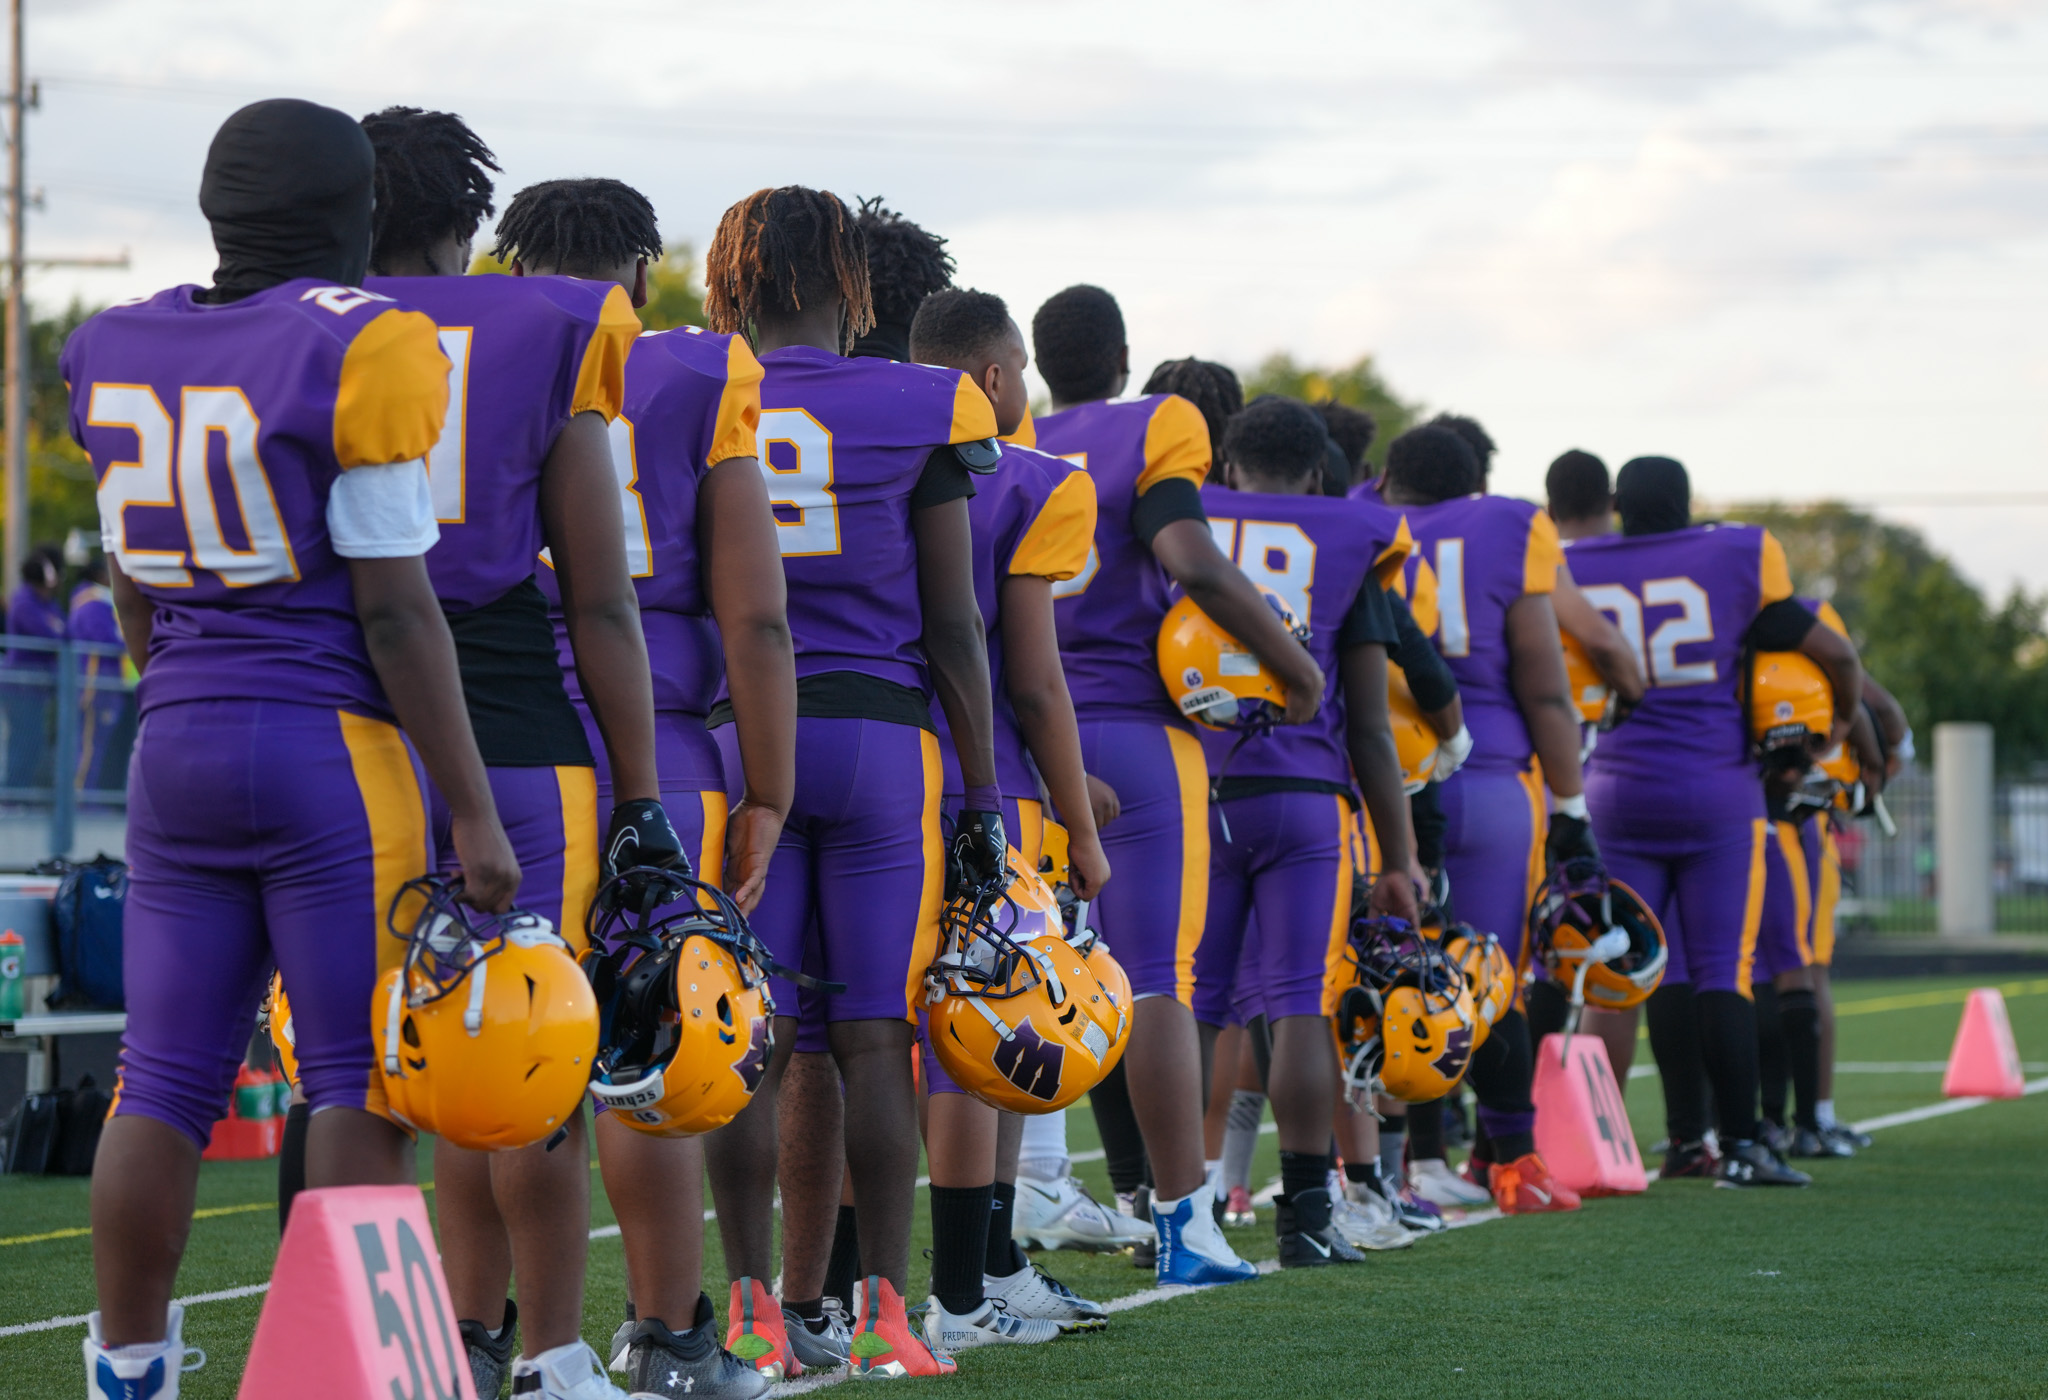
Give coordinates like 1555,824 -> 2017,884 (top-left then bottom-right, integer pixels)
1432,724 -> 1474,783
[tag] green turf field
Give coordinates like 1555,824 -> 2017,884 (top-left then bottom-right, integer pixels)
7,974 -> 2047,1398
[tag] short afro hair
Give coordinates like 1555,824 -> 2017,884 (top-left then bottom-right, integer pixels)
360,106 -> 499,269
1143,358 -> 1242,458
1428,412 -> 1495,475
1385,425 -> 1482,503
1615,456 -> 1691,536
1546,449 -> 1611,523
1032,285 -> 1125,404
489,177 -> 660,274
1315,401 -> 1378,477
909,288 -> 1013,366
855,197 -> 954,329
1222,396 -> 1326,484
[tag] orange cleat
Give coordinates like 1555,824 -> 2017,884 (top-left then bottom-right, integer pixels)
727,1276 -> 801,1382
1489,1152 -> 1582,1214
850,1275 -> 956,1379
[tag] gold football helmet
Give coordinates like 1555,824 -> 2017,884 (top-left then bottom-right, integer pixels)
1157,590 -> 1308,730
1442,925 -> 1516,1050
373,877 -> 598,1151
1333,916 -> 1478,1104
1528,860 -> 1667,1013
1561,631 -> 1613,727
1387,663 -> 1441,795
265,972 -> 298,1086
1751,651 -> 1832,759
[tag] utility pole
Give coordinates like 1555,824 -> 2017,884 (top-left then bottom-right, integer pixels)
5,0 -> 26,589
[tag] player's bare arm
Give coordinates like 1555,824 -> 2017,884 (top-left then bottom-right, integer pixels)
1554,563 -> 1646,705
915,496 -> 999,793
700,453 -> 797,912
1795,616 -> 1864,753
1340,641 -> 1421,922
1001,572 -> 1110,898
1506,592 -> 1586,799
1151,518 -> 1324,724
107,557 -> 153,673
540,409 -> 661,804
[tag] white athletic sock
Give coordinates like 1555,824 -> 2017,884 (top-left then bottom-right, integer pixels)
1018,1108 -> 1070,1181
1815,1099 -> 1837,1129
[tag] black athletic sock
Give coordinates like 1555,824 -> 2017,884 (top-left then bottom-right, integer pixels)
1246,1015 -> 1273,1091
1779,988 -> 1823,1132
1698,989 -> 1762,1144
1754,983 -> 1787,1127
1524,978 -> 1570,1043
1341,1159 -> 1372,1185
1646,982 -> 1709,1145
277,1101 -> 310,1233
1278,1150 -> 1331,1206
985,1181 -> 1025,1277
823,1205 -> 861,1310
1466,1008 -> 1534,1162
1409,1097 -> 1446,1160
784,1297 -> 824,1324
1087,1058 -> 1151,1196
929,1184 -> 994,1316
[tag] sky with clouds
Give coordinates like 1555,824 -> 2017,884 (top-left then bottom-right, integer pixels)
24,0 -> 2048,594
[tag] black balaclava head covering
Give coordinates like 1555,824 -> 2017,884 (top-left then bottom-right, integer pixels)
849,319 -> 913,362
1615,456 -> 1692,536
198,98 -> 376,302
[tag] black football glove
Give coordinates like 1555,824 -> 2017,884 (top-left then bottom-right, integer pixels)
1544,813 -> 1601,875
947,808 -> 1008,902
601,798 -> 688,913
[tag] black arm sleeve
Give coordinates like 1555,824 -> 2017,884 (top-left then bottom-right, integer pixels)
1130,476 -> 1205,545
1745,597 -> 1818,652
1410,781 -> 1446,871
1337,577 -> 1398,652
1387,589 -> 1459,712
910,444 -> 978,511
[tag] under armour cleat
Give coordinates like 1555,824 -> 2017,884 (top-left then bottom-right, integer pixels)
623,1294 -> 768,1399
1223,1184 -> 1257,1227
849,1277 -> 955,1378
508,1340 -> 630,1399
1661,1139 -> 1720,1179
725,1277 -> 798,1383
923,1295 -> 1061,1351
1410,1156 -> 1493,1209
1717,1140 -> 1812,1189
1275,1188 -> 1366,1269
85,1303 -> 202,1400
464,1298 -> 518,1398
1789,1125 -> 1854,1159
1153,1183 -> 1260,1287
783,1298 -> 853,1373
1490,1153 -> 1582,1214
1013,1173 -> 1152,1252
1823,1122 -> 1871,1153
983,1261 -> 1108,1332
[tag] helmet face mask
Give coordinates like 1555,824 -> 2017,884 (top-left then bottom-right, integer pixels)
1334,916 -> 1478,1105
1528,859 -> 1668,1013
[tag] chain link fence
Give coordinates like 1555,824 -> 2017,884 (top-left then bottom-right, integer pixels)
0,634 -> 136,867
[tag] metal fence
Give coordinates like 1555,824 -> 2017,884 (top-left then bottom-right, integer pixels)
0,633 -> 136,866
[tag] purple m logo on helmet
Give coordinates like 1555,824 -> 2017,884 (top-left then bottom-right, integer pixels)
992,1019 -> 1066,1102
1432,1026 -> 1473,1081
733,1016 -> 771,1093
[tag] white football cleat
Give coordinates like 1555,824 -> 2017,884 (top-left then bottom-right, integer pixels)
1410,1156 -> 1494,1209
1331,1193 -> 1415,1252
85,1304 -> 203,1400
1013,1173 -> 1151,1251
508,1340 -> 632,1399
922,1296 -> 1061,1351
983,1262 -> 1108,1332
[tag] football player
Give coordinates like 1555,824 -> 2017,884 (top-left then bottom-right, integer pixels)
1188,396 -> 1420,1266
907,287 -> 1114,1343
1569,457 -> 1862,1188
495,176 -> 797,1398
67,99 -> 515,1398
360,107 -> 676,1400
1030,285 -> 1320,1285
696,186 -> 1003,1380
1378,424 -> 1588,1214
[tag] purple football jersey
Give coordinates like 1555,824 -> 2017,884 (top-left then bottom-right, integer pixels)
62,280 -> 449,718
1195,486 -> 1409,786
1390,494 -> 1563,773
1570,522 -> 1793,781
749,345 -> 996,690
930,443 -> 1097,798
1347,478 -> 1387,506
540,325 -> 762,716
1032,394 -> 1211,724
361,273 -> 636,613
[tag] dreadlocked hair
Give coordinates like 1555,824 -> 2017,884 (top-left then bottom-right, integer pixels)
855,197 -> 953,329
491,178 -> 661,275
1142,358 -> 1242,456
705,186 -> 873,351
360,106 -> 499,270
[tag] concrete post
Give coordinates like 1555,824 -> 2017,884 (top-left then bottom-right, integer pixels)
1935,722 -> 1995,938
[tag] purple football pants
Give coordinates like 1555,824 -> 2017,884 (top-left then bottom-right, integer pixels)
429,763 -> 598,953
1587,771 -> 1769,997
1437,763 -> 1547,969
1754,819 -> 1814,981
115,700 -> 430,1148
921,796 -> 1040,1095
715,716 -> 942,1025
1193,791 -> 1355,1026
1076,719 -> 1209,1003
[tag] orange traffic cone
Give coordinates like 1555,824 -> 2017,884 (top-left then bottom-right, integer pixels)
1941,988 -> 2025,1100
1532,1032 -> 1647,1195
238,1186 -> 476,1399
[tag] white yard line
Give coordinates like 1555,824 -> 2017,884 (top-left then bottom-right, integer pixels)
6,1086 -> 2035,1344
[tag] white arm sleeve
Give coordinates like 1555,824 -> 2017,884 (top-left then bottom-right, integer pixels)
327,458 -> 440,559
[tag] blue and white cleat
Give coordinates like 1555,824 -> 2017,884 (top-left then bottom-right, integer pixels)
85,1303 -> 202,1399
1152,1182 -> 1260,1287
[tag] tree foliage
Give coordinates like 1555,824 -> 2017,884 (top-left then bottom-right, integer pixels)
1241,353 -> 1422,470
467,244 -> 704,330
1724,503 -> 2048,772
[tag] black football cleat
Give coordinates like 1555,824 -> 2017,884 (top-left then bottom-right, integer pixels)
625,1295 -> 769,1398
1660,1140 -> 1719,1180
1275,1188 -> 1366,1269
1789,1125 -> 1854,1159
1716,1140 -> 1811,1189
461,1299 -> 518,1400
